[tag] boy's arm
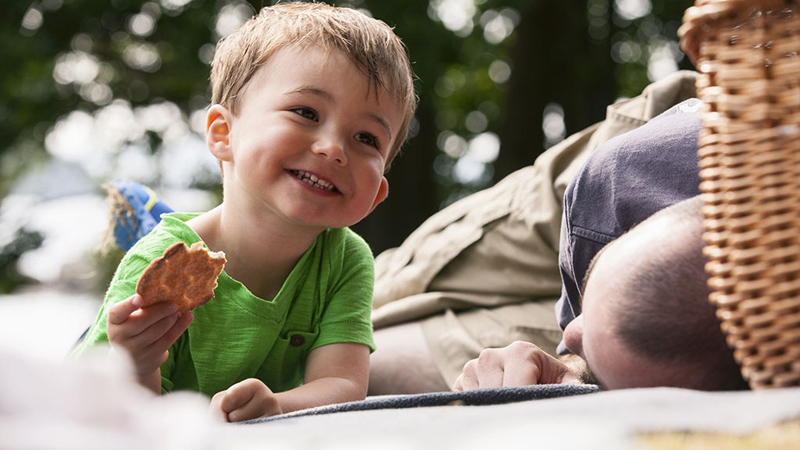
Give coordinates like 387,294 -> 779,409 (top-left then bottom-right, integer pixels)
209,342 -> 369,422
276,342 -> 370,412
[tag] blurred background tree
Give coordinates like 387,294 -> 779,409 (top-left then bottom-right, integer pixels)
0,0 -> 694,293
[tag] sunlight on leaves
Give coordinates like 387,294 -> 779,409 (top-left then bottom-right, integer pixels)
53,51 -> 100,86
480,8 -> 519,44
128,13 -> 157,37
160,0 -> 194,11
122,42 -> 161,72
214,2 -> 254,39
542,103 -> 566,148
21,5 -> 44,34
488,60 -> 511,84
615,0 -> 652,21
428,0 -> 476,36
467,132 -> 499,163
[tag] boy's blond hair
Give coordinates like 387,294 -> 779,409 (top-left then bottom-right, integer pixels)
210,2 -> 416,168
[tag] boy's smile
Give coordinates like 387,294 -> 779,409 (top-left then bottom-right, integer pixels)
289,169 -> 337,193
206,44 -> 403,233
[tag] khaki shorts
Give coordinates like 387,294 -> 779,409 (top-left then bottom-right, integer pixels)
420,300 -> 562,387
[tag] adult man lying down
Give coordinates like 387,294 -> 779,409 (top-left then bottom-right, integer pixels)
455,196 -> 748,391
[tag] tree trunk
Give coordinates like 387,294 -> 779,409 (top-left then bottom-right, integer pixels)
495,0 -> 615,182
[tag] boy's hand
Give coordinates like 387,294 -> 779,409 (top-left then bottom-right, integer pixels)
107,294 -> 193,377
209,378 -> 282,422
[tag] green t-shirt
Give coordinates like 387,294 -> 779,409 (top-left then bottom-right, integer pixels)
73,213 -> 376,397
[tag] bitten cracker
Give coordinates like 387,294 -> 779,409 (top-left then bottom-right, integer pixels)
136,241 -> 227,312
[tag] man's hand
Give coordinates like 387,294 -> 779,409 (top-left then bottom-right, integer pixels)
209,378 -> 282,422
107,294 -> 193,390
453,341 -> 584,391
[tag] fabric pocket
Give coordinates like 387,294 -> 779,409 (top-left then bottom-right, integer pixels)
257,329 -> 319,393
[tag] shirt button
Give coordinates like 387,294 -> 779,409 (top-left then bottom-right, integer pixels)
290,335 -> 305,346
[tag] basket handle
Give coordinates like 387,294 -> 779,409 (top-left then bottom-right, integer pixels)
679,0 -> 793,66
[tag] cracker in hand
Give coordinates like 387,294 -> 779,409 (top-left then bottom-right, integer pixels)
136,241 -> 227,312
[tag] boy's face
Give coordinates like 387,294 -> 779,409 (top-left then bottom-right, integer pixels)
206,44 -> 403,232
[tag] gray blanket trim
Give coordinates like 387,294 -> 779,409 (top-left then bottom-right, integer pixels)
244,384 -> 599,424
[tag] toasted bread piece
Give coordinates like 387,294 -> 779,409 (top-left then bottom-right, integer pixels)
135,241 -> 226,312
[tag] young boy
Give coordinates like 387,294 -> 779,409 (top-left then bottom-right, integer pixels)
73,2 -> 416,422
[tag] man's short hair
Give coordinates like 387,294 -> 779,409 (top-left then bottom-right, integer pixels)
210,2 -> 417,168
611,196 -> 749,391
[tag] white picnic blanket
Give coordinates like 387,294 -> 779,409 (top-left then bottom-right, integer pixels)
2,350 -> 799,450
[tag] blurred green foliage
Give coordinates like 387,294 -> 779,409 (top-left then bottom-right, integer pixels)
0,228 -> 43,293
1,0 -> 694,257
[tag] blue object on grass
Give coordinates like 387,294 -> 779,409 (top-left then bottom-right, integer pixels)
110,180 -> 173,251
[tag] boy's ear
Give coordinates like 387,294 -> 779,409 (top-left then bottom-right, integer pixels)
206,104 -> 234,161
368,177 -> 389,213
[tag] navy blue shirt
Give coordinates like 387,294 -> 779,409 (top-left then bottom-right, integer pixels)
556,99 -> 704,354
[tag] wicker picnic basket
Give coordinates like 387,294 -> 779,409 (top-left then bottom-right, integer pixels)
679,0 -> 800,389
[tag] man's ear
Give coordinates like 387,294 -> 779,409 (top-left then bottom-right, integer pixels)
368,177 -> 389,213
206,104 -> 234,162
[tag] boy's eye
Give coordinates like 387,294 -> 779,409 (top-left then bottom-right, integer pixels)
355,132 -> 380,149
291,107 -> 318,121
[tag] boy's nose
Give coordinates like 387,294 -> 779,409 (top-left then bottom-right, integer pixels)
311,135 -> 348,165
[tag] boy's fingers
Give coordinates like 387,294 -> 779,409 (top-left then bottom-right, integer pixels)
130,348 -> 170,376
108,295 -> 143,325
109,300 -> 180,345
209,392 -> 230,422
220,381 -> 254,413
226,400 -> 266,423
152,311 -> 193,351
222,380 -> 280,422
128,312 -> 181,349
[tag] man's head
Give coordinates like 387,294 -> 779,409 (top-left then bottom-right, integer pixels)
563,196 -> 748,391
210,2 -> 416,169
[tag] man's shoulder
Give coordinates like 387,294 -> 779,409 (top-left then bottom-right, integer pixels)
585,98 -> 702,171
568,98 -> 703,232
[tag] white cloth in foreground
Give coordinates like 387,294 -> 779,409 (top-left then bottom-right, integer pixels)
3,349 -> 800,450
0,350 -> 215,450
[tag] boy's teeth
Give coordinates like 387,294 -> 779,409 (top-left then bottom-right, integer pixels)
293,170 -> 335,191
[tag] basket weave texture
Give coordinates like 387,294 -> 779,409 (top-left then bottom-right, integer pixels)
679,0 -> 800,389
